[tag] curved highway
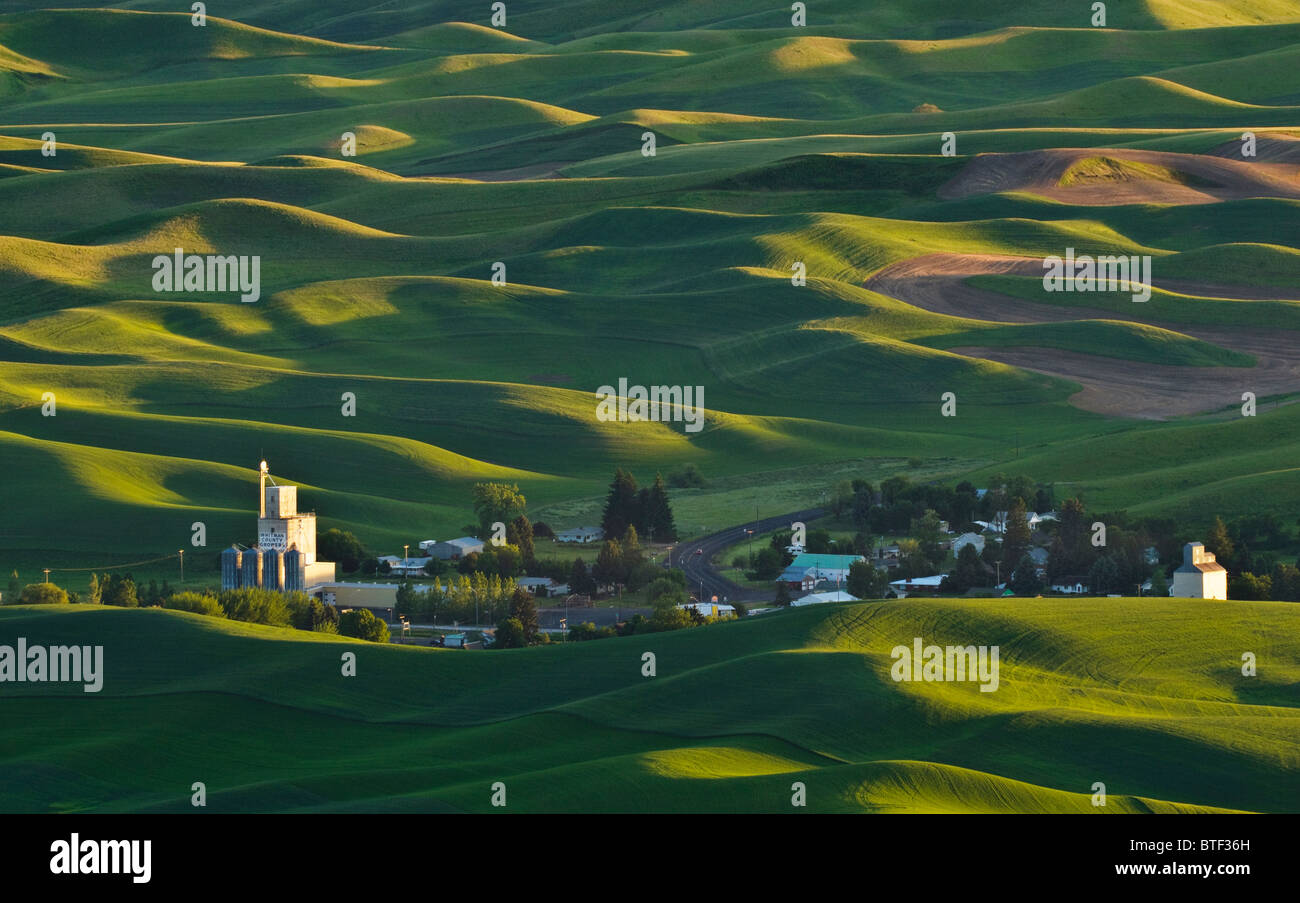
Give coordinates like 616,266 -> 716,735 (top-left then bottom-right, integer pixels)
673,506 -> 825,603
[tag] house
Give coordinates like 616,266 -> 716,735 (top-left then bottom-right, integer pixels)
888,574 -> 946,597
1051,576 -> 1089,594
516,576 -> 569,597
377,555 -> 433,577
679,600 -> 736,618
951,532 -> 985,555
789,552 -> 865,584
791,590 -> 859,607
1172,542 -> 1227,600
428,537 -> 485,560
556,526 -> 603,544
418,540 -> 438,553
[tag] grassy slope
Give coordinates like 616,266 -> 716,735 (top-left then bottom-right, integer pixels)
0,598 -> 1295,813
0,4 -> 1297,564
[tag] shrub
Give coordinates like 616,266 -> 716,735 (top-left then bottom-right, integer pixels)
219,588 -> 291,627
18,583 -> 68,605
338,608 -> 390,643
164,591 -> 224,617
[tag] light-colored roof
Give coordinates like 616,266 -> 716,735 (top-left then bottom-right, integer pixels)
790,553 -> 864,570
792,590 -> 859,606
888,574 -> 946,587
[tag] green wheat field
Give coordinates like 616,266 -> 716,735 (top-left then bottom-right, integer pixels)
1,1 -> 1299,813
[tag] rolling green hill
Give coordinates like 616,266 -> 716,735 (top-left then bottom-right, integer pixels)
1,2 -> 1298,579
1,598 -> 1295,813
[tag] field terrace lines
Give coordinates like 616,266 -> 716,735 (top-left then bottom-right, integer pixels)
866,253 -> 1300,419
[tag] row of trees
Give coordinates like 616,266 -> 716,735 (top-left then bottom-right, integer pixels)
2,576 -> 390,642
601,469 -> 678,542
4,571 -> 178,608
831,475 -> 1054,537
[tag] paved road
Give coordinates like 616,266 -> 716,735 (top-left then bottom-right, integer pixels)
537,605 -> 652,630
674,506 -> 825,603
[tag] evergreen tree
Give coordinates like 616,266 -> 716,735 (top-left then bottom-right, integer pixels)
1088,554 -> 1120,595
645,473 -> 678,542
101,573 -> 139,608
568,557 -> 594,595
593,539 -> 624,587
1009,554 -> 1043,596
946,542 -> 988,592
600,468 -> 640,540
1206,516 -> 1234,566
621,525 -> 643,572
1002,497 -> 1032,574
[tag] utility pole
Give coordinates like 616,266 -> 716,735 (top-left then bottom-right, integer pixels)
42,568 -> 50,584
178,549 -> 184,583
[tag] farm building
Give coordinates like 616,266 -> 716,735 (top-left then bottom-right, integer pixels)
776,565 -> 818,593
307,582 -> 400,611
791,590 -> 859,607
1172,542 -> 1228,599
428,537 -> 485,560
679,600 -> 735,618
888,575 -> 945,597
222,460 -> 335,591
788,552 -> 864,583
556,526 -> 604,543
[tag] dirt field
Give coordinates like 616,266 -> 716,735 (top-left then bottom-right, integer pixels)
939,146 -> 1300,205
866,253 -> 1300,419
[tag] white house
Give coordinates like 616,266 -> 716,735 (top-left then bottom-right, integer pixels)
1051,576 -> 1089,594
1171,542 -> 1227,600
516,576 -> 569,596
556,526 -> 604,544
377,555 -> 433,577
951,532 -> 985,555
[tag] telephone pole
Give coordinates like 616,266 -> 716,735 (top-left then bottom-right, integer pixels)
178,549 -> 185,583
42,568 -> 50,584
